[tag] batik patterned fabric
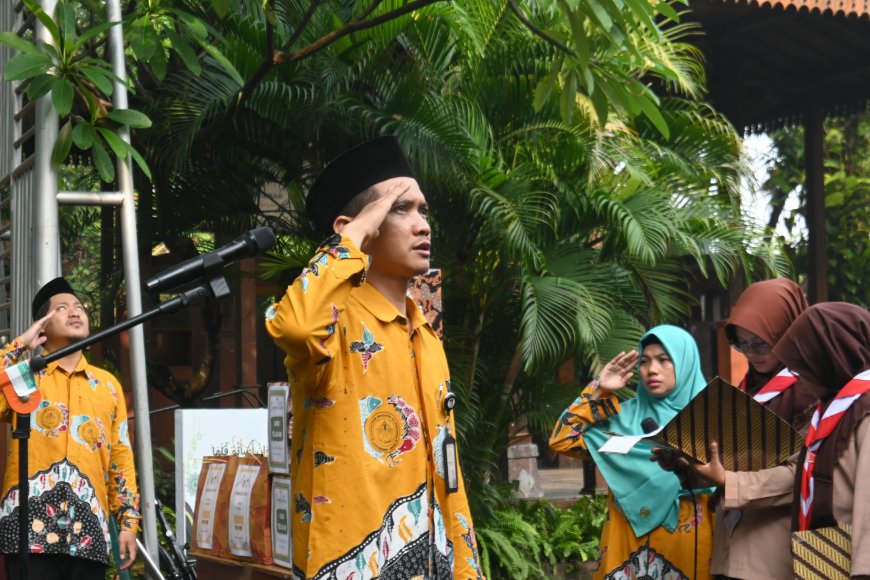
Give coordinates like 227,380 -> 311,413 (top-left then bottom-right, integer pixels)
266,234 -> 481,579
0,342 -> 141,563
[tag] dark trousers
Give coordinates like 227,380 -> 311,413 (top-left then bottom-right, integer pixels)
4,553 -> 107,580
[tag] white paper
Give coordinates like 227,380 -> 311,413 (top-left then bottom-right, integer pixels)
598,424 -> 665,454
268,383 -> 290,474
271,476 -> 293,569
598,434 -> 646,454
195,462 -> 226,549
228,464 -> 261,557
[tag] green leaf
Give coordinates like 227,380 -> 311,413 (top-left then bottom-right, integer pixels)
51,77 -> 75,116
91,139 -> 115,182
23,0 -> 60,44
129,17 -> 160,61
560,70 -> 577,123
73,21 -> 120,53
623,0 -> 658,31
211,0 -> 232,19
51,120 -> 73,165
586,0 -> 613,32
106,109 -> 152,129
71,123 -> 94,149
0,32 -> 40,55
57,2 -> 77,51
202,44 -> 244,86
150,43 -> 168,81
638,94 -> 670,139
590,86 -> 608,127
81,65 -> 114,96
129,145 -> 152,180
176,10 -> 208,41
655,2 -> 681,22
3,53 -> 52,81
565,6 -> 589,67
825,191 -> 844,207
25,74 -> 54,100
97,127 -> 128,159
165,29 -> 201,75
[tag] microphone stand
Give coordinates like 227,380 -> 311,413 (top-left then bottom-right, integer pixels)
13,273 -> 230,580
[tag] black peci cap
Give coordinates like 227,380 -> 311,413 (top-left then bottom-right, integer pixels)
305,136 -> 415,234
32,276 -> 77,320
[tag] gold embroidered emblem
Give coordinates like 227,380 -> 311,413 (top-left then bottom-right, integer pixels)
365,410 -> 401,453
38,406 -> 63,431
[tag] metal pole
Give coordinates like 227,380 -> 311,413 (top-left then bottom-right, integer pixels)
33,0 -> 60,287
106,0 -> 159,567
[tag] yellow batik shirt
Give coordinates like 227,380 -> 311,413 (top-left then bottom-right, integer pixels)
0,341 -> 140,564
266,233 -> 482,580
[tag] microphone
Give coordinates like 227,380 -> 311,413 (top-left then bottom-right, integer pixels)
145,227 -> 276,293
641,417 -> 659,434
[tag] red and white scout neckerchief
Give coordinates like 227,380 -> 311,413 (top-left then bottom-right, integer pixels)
799,369 -> 870,531
738,368 -> 798,404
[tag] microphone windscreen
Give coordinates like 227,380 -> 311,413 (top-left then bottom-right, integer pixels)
250,226 -> 276,253
641,417 -> 659,434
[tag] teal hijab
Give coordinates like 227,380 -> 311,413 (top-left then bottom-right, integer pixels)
583,325 -> 708,537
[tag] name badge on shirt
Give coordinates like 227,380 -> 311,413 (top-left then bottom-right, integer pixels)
443,431 -> 459,494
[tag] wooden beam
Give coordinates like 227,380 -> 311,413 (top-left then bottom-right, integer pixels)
803,87 -> 827,304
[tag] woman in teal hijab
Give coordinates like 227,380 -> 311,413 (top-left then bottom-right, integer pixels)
550,325 -> 714,579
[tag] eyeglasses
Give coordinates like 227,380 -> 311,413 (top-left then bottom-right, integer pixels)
729,340 -> 772,355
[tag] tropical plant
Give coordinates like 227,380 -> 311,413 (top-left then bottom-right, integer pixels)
761,113 -> 870,308
474,486 -> 607,579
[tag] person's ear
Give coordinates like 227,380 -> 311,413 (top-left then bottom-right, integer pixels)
332,214 -> 352,234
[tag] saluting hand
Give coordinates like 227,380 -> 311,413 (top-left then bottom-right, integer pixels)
338,182 -> 412,251
591,350 -> 639,400
17,309 -> 56,351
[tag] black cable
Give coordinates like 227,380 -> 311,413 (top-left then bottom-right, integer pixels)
689,488 -> 698,580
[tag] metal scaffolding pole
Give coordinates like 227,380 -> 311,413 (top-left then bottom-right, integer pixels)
33,0 -> 60,287
106,0 -> 159,565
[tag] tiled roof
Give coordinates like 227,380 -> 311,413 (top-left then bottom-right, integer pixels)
744,0 -> 870,17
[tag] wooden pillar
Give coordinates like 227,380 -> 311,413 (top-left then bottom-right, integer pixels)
803,88 -> 827,304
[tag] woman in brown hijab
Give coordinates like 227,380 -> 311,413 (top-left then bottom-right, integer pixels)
700,303 -> 870,579
724,278 -> 817,427
712,279 -> 821,579
773,302 -> 870,578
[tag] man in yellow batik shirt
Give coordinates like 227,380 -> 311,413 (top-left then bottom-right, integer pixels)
0,277 -> 140,579
266,136 -> 482,579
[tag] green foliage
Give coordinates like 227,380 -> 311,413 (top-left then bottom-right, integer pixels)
475,489 -> 608,579
763,113 -> 870,308
0,0 -> 152,181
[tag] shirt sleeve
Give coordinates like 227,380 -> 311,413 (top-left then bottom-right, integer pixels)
265,234 -> 370,379
0,338 -> 29,423
722,460 -> 797,511
107,378 -> 141,535
848,418 -> 870,575
548,384 -> 620,457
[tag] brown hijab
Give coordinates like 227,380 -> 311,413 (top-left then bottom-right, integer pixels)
726,278 -> 808,349
773,303 -> 870,530
726,279 -> 815,426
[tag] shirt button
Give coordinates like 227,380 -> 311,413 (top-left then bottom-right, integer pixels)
639,507 -> 651,518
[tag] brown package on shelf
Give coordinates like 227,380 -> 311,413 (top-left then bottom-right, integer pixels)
223,454 -> 273,566
191,455 -> 230,558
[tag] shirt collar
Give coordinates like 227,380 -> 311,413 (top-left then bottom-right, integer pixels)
353,282 -> 431,331
44,353 -> 89,376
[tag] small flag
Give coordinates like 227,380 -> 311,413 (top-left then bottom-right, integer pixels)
0,361 -> 41,413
